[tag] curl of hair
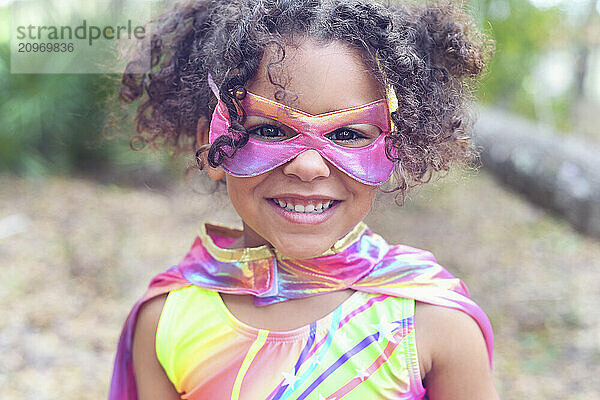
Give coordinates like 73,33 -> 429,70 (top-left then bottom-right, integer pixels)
115,0 -> 492,199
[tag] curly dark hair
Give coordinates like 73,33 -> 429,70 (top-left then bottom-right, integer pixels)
118,0 -> 491,197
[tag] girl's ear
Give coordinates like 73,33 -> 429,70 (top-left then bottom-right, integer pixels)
206,162 -> 226,181
196,117 -> 226,181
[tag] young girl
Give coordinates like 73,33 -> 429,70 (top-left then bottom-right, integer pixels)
110,0 -> 498,399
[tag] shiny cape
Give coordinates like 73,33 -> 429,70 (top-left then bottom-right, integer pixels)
109,223 -> 493,400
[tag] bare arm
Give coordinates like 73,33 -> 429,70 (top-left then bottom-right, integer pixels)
415,302 -> 500,400
132,294 -> 181,400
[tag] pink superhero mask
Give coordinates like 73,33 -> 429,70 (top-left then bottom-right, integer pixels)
207,76 -> 396,185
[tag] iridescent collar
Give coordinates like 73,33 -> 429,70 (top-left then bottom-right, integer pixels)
178,221 -> 389,305
198,221 -> 369,261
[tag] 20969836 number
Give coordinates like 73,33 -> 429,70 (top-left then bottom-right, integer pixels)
18,42 -> 74,52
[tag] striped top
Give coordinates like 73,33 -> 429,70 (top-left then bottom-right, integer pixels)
156,285 -> 426,400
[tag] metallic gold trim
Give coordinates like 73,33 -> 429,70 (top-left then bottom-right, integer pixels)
199,223 -> 273,262
199,221 -> 368,261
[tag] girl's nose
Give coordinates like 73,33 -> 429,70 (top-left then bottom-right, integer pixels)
282,149 -> 331,181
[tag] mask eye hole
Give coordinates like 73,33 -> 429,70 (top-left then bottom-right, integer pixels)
248,124 -> 287,141
245,116 -> 298,142
325,125 -> 381,148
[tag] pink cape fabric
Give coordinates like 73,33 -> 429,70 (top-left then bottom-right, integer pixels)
108,228 -> 494,400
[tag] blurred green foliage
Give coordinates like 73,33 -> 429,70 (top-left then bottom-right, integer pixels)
470,0 -> 565,117
0,51 -> 114,175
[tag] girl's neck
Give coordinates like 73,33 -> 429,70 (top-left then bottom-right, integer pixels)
226,222 -> 270,250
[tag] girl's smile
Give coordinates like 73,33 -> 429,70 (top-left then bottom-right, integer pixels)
268,196 -> 339,223
270,197 -> 336,214
212,38 -> 383,258
224,148 -> 377,259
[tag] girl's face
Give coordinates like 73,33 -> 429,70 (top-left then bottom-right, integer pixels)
222,39 -> 385,258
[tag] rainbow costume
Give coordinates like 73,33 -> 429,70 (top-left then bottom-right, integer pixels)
109,222 -> 493,399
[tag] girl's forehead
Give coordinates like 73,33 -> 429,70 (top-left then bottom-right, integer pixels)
246,39 -> 385,116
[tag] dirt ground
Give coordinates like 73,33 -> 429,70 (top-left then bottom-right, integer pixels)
1,170 -> 599,399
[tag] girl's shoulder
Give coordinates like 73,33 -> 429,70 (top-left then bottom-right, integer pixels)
132,293 -> 180,399
414,302 -> 499,399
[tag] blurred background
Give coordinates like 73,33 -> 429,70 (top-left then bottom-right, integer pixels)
1,0 -> 599,399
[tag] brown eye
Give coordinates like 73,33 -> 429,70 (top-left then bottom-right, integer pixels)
249,125 -> 285,138
244,115 -> 299,142
326,128 -> 367,142
325,128 -> 376,148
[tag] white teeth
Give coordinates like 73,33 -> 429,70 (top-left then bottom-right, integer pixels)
272,199 -> 335,213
